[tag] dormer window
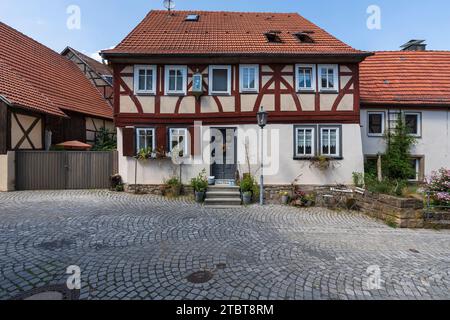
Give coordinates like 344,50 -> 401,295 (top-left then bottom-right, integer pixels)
295,32 -> 314,43
265,31 -> 283,43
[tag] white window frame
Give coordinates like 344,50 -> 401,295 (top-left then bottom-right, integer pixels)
136,128 -> 156,152
164,65 -> 188,95
408,158 -> 420,182
209,65 -> 232,95
404,112 -> 422,137
320,127 -> 340,157
169,128 -> 189,157
295,64 -> 316,92
239,64 -> 259,93
318,64 -> 339,92
367,111 -> 386,137
134,65 -> 157,95
295,127 -> 315,158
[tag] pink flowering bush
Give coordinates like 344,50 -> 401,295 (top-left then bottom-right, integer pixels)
425,168 -> 450,205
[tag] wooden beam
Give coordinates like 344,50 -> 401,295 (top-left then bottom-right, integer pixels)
0,101 -> 7,154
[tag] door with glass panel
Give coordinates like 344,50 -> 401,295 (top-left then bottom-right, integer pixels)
210,128 -> 237,181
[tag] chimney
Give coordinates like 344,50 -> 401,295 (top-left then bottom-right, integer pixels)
400,40 -> 427,51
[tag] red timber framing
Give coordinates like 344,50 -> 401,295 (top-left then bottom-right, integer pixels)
113,63 -> 360,127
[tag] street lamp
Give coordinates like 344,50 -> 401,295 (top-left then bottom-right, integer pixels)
257,107 -> 268,206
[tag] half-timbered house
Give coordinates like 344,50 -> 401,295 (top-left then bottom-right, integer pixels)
102,10 -> 372,188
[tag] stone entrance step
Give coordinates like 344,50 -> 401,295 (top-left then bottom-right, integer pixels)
205,185 -> 241,208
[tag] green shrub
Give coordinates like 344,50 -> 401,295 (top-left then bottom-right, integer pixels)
92,127 -> 117,151
240,175 -> 259,202
352,172 -> 364,188
191,169 -> 208,193
382,116 -> 416,181
364,173 -> 407,197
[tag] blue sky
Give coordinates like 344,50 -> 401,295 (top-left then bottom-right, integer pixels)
1,0 -> 449,60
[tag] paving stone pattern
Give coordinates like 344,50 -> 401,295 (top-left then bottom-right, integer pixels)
0,190 -> 449,300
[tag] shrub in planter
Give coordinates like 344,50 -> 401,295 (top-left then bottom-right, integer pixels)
279,191 -> 290,205
240,175 -> 258,203
115,184 -> 124,192
191,169 -> 208,203
165,176 -> 182,197
242,191 -> 252,205
293,190 -> 316,207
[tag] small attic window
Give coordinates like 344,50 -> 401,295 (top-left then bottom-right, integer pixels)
265,31 -> 283,43
185,14 -> 199,21
295,32 -> 315,43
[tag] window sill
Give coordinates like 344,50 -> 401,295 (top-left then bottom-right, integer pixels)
368,133 -> 384,137
209,93 -> 232,96
297,90 -> 316,94
293,157 -> 315,160
240,91 -> 259,94
293,156 -> 343,161
165,92 -> 187,97
319,90 -> 339,94
135,92 -> 156,96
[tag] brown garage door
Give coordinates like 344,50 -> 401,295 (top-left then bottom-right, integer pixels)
15,151 -> 118,190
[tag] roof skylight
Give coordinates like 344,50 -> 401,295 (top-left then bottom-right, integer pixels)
185,14 -> 200,22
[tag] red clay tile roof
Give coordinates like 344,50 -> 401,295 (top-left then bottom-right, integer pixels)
0,22 -> 113,119
103,10 -> 367,56
360,51 -> 450,106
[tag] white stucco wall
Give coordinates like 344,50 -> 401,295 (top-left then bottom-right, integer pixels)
117,123 -> 364,186
361,108 -> 450,177
0,152 -> 15,191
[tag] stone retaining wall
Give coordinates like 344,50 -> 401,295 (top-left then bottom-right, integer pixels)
315,189 -> 425,228
125,184 -> 194,196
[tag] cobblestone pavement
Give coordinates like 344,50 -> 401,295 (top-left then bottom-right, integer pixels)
0,190 -> 449,300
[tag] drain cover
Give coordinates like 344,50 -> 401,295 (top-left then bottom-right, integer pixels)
187,271 -> 214,284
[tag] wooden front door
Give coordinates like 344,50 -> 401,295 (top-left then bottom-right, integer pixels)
210,128 -> 237,181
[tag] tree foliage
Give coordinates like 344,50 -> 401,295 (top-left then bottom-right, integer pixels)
92,127 -> 117,151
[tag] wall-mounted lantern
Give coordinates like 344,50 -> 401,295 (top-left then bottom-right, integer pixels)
192,70 -> 203,100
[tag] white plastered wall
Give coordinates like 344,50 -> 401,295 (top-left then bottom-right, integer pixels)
361,108 -> 450,177
0,152 -> 15,191
118,123 -> 364,186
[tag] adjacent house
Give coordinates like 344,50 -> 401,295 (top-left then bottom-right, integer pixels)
359,45 -> 450,182
101,10 -> 372,188
61,47 -> 114,107
61,47 -> 115,144
0,22 -> 114,191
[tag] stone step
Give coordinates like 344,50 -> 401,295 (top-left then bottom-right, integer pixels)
204,205 -> 243,209
205,198 -> 242,206
207,185 -> 240,192
206,191 -> 241,199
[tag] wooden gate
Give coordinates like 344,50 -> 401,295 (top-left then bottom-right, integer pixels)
15,151 -> 118,190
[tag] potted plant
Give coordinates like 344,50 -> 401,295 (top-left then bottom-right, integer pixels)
165,176 -> 182,197
304,194 -> 316,207
191,169 -> 208,203
279,191 -> 290,205
242,191 -> 252,205
240,175 -> 255,205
